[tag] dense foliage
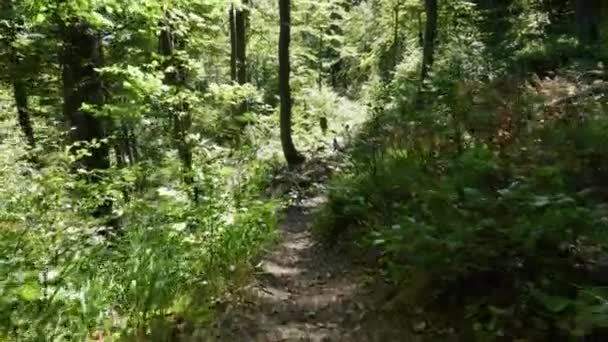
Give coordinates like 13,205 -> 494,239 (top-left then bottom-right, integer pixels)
0,0 -> 352,339
314,0 -> 608,340
2,0 -> 608,340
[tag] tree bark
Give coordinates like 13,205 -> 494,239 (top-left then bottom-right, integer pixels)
229,4 -> 237,82
420,0 -> 437,85
235,2 -> 248,85
13,80 -> 35,148
328,4 -> 344,89
1,0 -> 35,148
318,33 -> 324,91
575,0 -> 601,45
62,20 -> 112,220
279,0 -> 304,167
474,0 -> 514,50
420,0 -> 437,87
392,2 -> 401,73
230,2 -> 248,124
416,0 -> 438,107
122,124 -> 139,164
62,21 -> 109,173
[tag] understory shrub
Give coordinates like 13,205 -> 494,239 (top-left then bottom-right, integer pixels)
0,145 -> 278,341
315,92 -> 608,339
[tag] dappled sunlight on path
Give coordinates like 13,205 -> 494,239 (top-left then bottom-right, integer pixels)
213,196 -> 419,341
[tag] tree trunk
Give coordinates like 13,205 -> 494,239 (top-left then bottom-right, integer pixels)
575,0 -> 601,44
392,2 -> 401,73
62,21 -> 109,173
318,34 -> 324,91
420,0 -> 438,87
62,21 -> 111,219
230,2 -> 248,126
123,124 -> 139,164
279,0 -> 304,168
235,2 -> 248,85
13,80 -> 35,148
540,0 -> 570,35
113,122 -> 135,167
474,0 -> 515,50
2,0 -> 35,148
328,4 -> 344,90
159,23 -> 197,202
229,4 -> 237,82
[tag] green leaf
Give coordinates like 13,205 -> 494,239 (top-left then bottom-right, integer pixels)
19,282 -> 41,301
531,196 -> 550,208
532,289 -> 572,313
88,11 -> 114,28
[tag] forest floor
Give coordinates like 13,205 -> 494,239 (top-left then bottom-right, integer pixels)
212,162 -> 420,341
206,94 -> 430,341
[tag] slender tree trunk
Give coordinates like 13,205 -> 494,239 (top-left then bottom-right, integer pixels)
279,0 -> 304,167
120,124 -> 138,164
235,2 -> 248,85
230,2 -> 248,130
2,0 -> 35,148
229,4 -> 237,82
575,0 -> 601,44
328,5 -> 344,90
318,33 -> 323,91
392,2 -> 401,72
114,145 -> 126,168
13,71 -> 35,149
113,122 -> 132,167
159,23 -> 197,202
420,0 -> 437,87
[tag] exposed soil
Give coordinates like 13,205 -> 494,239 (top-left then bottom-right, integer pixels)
212,193 -> 421,341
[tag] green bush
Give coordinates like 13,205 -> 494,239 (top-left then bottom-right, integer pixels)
0,147 -> 278,340
316,107 -> 608,339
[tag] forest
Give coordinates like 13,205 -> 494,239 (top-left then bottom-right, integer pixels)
1,0 -> 608,340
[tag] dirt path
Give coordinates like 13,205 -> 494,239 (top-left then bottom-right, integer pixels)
214,192 -> 418,341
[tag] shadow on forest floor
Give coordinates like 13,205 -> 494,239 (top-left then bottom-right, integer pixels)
210,189 -> 422,342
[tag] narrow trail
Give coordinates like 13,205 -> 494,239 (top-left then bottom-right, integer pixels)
212,97 -> 420,340
214,191 -> 418,341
